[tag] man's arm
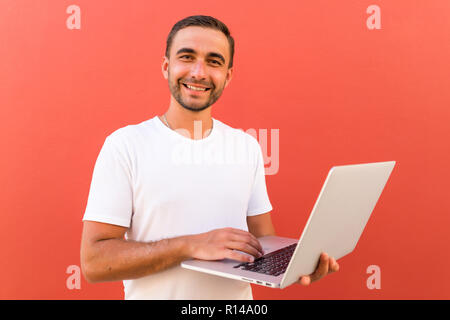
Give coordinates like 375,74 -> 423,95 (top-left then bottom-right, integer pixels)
80,221 -> 190,283
247,211 -> 276,238
80,221 -> 264,283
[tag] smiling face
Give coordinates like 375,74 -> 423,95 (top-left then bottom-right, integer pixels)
162,26 -> 233,112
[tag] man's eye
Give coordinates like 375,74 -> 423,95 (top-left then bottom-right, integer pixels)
179,56 -> 221,65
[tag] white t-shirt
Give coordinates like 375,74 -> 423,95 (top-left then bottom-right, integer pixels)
83,116 -> 273,299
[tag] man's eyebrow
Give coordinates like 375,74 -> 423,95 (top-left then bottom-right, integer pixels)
176,48 -> 196,55
207,52 -> 225,64
176,48 -> 226,64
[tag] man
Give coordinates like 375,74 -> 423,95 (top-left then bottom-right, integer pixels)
81,15 -> 339,300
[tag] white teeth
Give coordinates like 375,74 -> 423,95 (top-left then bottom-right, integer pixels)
186,84 -> 207,91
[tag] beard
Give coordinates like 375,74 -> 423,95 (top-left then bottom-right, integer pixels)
168,71 -> 225,112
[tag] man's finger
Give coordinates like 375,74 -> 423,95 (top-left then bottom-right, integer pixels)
297,254 -> 339,286
330,257 -> 339,273
298,276 -> 311,286
226,249 -> 255,262
228,232 -> 263,255
227,241 -> 262,259
310,252 -> 329,282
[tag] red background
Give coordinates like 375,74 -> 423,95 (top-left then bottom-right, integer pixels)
1,0 -> 449,299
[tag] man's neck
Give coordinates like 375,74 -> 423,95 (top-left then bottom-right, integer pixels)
161,103 -> 213,140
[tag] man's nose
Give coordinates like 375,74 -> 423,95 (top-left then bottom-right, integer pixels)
190,60 -> 207,79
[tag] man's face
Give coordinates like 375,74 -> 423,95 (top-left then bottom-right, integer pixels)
162,26 -> 233,112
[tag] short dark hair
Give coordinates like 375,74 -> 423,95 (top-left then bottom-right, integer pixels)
165,15 -> 235,68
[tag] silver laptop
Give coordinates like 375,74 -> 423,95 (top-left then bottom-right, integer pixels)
181,161 -> 396,289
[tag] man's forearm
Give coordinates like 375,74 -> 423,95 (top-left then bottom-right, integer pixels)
81,235 -> 192,283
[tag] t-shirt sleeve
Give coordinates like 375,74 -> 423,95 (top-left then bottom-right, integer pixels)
246,137 -> 273,216
82,134 -> 133,227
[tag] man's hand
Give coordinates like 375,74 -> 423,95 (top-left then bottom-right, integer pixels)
189,227 -> 264,263
297,252 -> 339,286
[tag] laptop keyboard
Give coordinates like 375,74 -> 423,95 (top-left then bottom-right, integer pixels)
233,243 -> 297,277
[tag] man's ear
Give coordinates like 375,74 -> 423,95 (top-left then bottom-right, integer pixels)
162,56 -> 169,79
224,67 -> 233,88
